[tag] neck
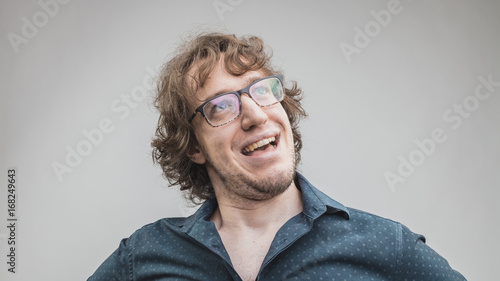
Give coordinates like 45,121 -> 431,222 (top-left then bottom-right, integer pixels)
210,181 -> 303,232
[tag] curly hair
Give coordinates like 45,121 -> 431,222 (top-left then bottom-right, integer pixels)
152,32 -> 307,204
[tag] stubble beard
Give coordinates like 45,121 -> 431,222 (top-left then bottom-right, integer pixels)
207,145 -> 297,201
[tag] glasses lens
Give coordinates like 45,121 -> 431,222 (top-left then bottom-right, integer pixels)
249,77 -> 284,106
203,93 -> 240,126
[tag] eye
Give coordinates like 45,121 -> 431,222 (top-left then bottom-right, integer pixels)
253,86 -> 270,96
205,98 -> 234,116
212,101 -> 228,113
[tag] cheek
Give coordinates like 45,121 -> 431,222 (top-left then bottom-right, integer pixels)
195,127 -> 234,155
275,102 -> 290,117
272,105 -> 292,129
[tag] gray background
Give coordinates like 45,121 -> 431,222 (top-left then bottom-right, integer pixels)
1,0 -> 499,280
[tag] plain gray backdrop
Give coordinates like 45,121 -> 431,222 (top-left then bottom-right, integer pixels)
1,0 -> 499,280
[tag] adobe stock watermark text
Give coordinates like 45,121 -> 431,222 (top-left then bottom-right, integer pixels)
7,0 -> 71,54
213,0 -> 243,20
339,0 -> 412,63
385,74 -> 499,191
6,168 -> 18,273
51,66 -> 156,182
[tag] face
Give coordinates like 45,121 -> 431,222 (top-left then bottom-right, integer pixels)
188,60 -> 296,202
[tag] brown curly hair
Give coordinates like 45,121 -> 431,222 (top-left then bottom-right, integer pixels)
152,32 -> 307,204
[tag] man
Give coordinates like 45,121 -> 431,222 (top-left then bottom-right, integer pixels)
88,32 -> 466,281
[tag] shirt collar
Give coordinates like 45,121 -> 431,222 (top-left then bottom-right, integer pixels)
295,172 -> 350,220
179,172 -> 349,233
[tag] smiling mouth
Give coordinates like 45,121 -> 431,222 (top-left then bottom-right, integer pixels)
242,136 -> 277,156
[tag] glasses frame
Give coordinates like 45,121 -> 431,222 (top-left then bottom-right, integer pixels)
189,75 -> 284,127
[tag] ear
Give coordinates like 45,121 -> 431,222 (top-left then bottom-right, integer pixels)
188,144 -> 206,165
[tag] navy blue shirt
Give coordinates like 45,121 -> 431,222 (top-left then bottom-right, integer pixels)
88,173 -> 466,280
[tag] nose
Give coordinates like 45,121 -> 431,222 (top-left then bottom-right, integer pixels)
240,93 -> 268,130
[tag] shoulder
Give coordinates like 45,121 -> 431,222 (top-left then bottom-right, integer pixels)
346,207 -> 427,244
104,216 -> 199,268
313,205 -> 428,256
125,216 -> 190,244
345,207 -> 400,224
340,208 -> 466,280
336,206 -> 408,235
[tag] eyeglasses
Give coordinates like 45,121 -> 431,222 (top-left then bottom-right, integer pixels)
189,75 -> 285,127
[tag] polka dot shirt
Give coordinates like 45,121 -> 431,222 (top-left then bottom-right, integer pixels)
88,173 -> 466,280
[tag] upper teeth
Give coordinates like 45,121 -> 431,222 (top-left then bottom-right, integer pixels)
243,136 -> 276,153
